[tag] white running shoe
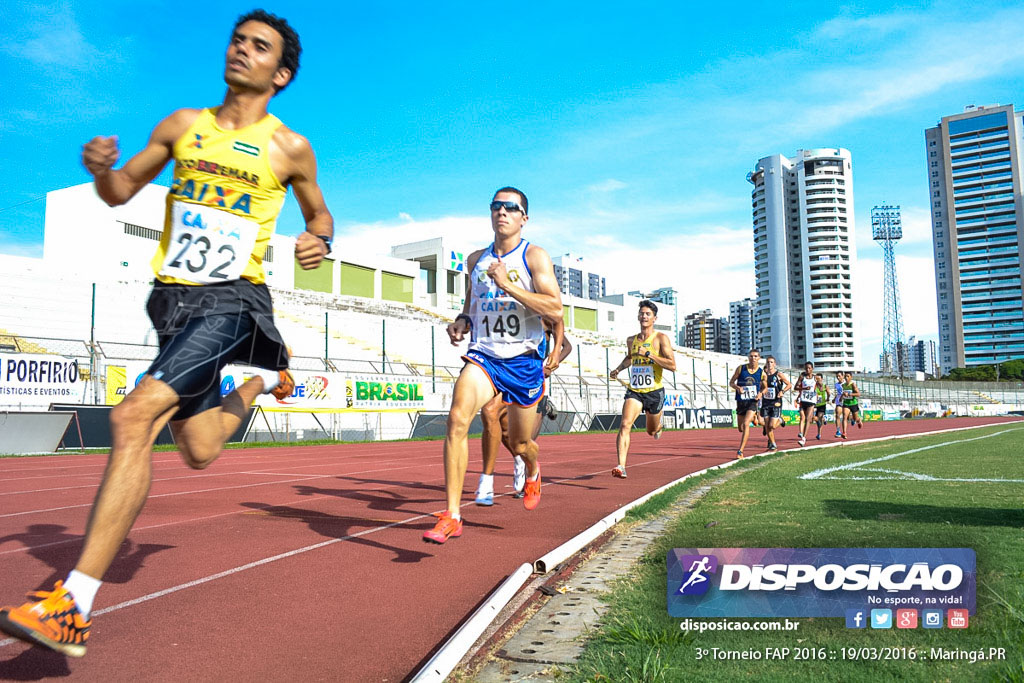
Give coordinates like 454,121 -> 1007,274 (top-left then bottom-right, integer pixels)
475,473 -> 494,506
513,455 -> 526,494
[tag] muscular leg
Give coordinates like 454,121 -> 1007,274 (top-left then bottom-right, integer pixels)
479,394 -> 504,476
506,403 -> 541,477
738,411 -> 754,453
74,376 -> 179,580
766,416 -> 777,445
171,376 -> 266,469
444,364 -> 497,515
615,399 -> 643,469
645,410 -> 663,436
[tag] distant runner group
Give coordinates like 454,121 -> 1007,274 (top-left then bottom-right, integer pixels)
729,350 -> 863,457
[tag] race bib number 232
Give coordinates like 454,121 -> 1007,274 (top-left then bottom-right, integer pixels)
159,201 -> 258,284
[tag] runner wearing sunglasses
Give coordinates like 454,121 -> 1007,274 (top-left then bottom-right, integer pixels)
423,187 -> 563,544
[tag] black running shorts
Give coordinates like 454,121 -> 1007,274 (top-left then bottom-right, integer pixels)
736,399 -> 758,416
146,280 -> 288,418
624,387 -> 665,415
760,402 -> 782,420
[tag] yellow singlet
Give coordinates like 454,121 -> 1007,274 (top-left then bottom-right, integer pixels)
152,107 -> 287,285
627,332 -> 663,393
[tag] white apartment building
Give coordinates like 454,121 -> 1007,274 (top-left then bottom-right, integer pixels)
747,149 -> 859,370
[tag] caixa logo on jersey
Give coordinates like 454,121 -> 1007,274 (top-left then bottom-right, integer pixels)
667,548 -> 975,617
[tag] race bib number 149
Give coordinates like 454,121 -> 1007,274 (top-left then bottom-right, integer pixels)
159,201 -> 258,284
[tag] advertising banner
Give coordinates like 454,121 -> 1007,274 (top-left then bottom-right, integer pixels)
250,371 -> 429,413
106,366 -> 128,405
674,408 -> 735,429
344,374 -> 428,412
0,353 -> 86,407
664,391 -> 687,410
668,548 -> 975,618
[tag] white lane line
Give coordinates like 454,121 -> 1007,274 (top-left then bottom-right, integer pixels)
799,428 -> 1021,480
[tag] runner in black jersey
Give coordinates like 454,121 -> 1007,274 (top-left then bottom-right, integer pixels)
757,355 -> 791,451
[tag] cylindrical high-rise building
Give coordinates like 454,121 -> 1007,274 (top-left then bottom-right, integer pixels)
747,148 -> 859,370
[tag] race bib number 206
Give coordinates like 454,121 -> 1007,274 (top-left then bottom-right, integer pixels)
159,201 -> 258,284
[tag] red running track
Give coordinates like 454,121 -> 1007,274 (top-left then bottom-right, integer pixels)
0,416 -> 1016,681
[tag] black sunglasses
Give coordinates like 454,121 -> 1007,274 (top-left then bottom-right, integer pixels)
490,200 -> 525,214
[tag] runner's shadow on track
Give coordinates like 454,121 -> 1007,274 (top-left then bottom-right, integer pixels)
292,483 -> 439,514
240,502 -> 501,562
823,500 -> 1024,528
0,646 -> 72,680
330,474 -> 449,495
0,525 -> 174,588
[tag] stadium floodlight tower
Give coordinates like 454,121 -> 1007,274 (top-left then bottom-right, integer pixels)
872,204 -> 906,378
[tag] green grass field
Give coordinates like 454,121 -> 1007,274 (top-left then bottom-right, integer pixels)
571,424 -> 1024,682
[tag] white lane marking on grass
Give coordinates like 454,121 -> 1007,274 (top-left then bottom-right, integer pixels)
800,428 -> 1023,481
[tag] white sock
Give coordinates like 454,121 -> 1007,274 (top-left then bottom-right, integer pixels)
528,471 -> 540,481
478,473 -> 494,492
63,570 -> 101,620
450,512 -> 461,521
253,368 -> 280,394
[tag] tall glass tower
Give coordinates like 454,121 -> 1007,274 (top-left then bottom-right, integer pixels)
925,104 -> 1024,372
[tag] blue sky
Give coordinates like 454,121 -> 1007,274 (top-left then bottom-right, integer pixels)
2,0 -> 1023,368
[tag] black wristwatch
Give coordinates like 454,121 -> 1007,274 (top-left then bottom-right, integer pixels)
315,234 -> 332,253
455,314 -> 473,329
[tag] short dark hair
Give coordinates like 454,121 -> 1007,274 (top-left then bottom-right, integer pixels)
234,9 -> 302,93
749,348 -> 760,356
804,360 -> 814,367
765,355 -> 776,363
493,186 -> 528,215
639,299 -> 658,315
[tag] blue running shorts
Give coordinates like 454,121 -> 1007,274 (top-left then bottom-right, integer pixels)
463,350 -> 545,407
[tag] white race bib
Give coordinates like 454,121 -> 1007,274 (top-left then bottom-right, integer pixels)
801,390 -> 817,403
740,385 -> 758,400
160,201 -> 258,284
764,387 -> 776,400
629,365 -> 654,389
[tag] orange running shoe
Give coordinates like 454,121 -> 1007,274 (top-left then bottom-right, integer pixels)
422,511 -> 463,544
612,465 -> 627,479
0,581 -> 91,657
270,369 -> 295,401
523,469 -> 541,510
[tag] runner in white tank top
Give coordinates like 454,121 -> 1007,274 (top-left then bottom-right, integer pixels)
795,361 -> 817,447
423,187 -> 563,545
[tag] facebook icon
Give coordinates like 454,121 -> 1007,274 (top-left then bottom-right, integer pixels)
845,609 -> 866,629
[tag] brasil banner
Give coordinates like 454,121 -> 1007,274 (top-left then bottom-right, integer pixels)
250,371 -> 429,413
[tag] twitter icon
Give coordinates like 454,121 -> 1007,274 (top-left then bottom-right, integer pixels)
870,609 -> 893,629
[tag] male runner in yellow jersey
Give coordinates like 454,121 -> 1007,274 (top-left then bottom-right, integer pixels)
608,300 -> 676,478
0,10 -> 332,657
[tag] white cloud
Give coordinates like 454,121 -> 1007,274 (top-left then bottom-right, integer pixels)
587,179 -> 627,193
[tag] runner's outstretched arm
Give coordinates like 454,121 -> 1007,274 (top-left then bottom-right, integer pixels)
83,109 -> 198,207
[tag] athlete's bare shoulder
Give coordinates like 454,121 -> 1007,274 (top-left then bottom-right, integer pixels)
524,242 -> 553,269
271,124 -> 313,159
153,108 -> 203,145
466,248 -> 487,272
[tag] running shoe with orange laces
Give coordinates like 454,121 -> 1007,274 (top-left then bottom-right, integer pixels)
0,581 -> 91,657
270,369 -> 295,401
422,511 -> 463,544
523,469 -> 541,510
